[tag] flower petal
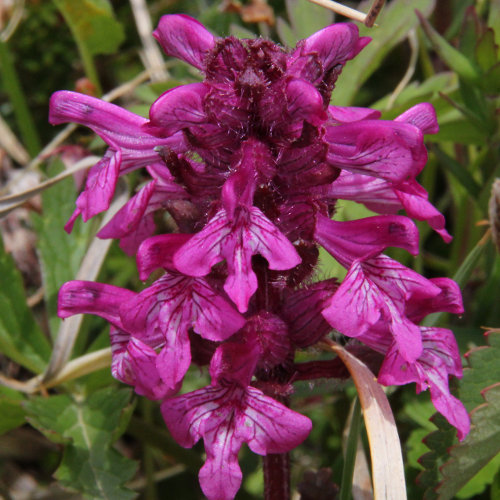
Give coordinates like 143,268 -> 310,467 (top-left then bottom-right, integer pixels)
127,337 -> 173,399
137,233 -> 192,279
315,213 -> 420,267
58,280 -> 135,328
325,120 -> 426,183
395,102 -> 439,135
323,260 -> 424,362
285,79 -> 327,126
153,14 -> 216,69
328,105 -> 381,123
244,386 -> 312,454
72,150 -> 120,224
378,327 -> 469,440
289,23 -> 369,83
146,83 -> 209,136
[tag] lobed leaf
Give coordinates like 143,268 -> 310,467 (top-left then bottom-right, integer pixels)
418,331 -> 500,498
24,387 -> 137,499
437,382 -> 500,499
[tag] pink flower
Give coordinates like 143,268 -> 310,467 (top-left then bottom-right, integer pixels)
52,13 -> 469,498
49,91 -> 186,230
378,327 -> 470,441
161,338 -> 311,500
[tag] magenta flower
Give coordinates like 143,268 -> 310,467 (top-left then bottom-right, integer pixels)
54,13 -> 469,499
49,92 -> 187,231
162,338 -> 311,500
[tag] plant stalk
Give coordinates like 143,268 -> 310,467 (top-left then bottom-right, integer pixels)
263,452 -> 290,500
0,39 -> 41,156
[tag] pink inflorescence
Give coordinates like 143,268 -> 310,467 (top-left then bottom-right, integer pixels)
53,14 -> 469,500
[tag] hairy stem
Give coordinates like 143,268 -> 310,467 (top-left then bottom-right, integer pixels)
263,452 -> 290,500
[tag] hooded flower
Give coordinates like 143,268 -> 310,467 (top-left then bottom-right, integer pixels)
161,336 -> 311,500
53,13 -> 469,500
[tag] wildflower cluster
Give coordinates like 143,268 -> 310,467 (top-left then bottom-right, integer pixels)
52,14 -> 470,500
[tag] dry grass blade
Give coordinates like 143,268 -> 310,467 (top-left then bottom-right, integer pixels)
0,155 -> 100,217
306,0 -> 385,26
321,339 -> 406,499
488,178 -> 500,252
307,0 -> 367,23
365,0 -> 386,27
0,113 -> 30,164
130,0 -> 169,81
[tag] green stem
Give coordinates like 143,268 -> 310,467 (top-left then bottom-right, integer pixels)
75,36 -> 102,95
0,40 -> 41,157
422,235 -> 488,327
339,397 -> 362,500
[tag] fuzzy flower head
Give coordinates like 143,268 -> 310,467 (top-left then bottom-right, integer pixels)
54,13 -> 470,500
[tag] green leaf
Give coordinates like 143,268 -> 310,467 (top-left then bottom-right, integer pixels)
437,381 -> 500,499
25,387 -> 137,499
417,332 -> 500,499
476,29 -> 498,72
460,331 -> 500,413
333,0 -> 436,106
373,72 -> 457,113
53,0 -> 124,56
432,146 -> 482,199
417,10 -> 481,84
480,61 -> 500,93
455,453 -> 500,498
0,235 -> 51,373
488,0 -> 500,47
282,0 -> 333,44
276,16 -> 296,48
31,159 -> 94,339
434,118 -> 487,145
416,414 -> 457,499
0,386 -> 26,435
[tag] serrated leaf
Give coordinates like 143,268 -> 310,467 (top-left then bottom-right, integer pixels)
460,331 -> 500,412
416,414 -> 457,500
31,159 -> 94,339
333,0 -> 435,106
417,332 -> 500,499
0,386 -> 26,434
53,0 -> 124,56
24,387 -> 137,499
0,235 -> 51,373
455,453 -> 500,498
437,382 -> 500,499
